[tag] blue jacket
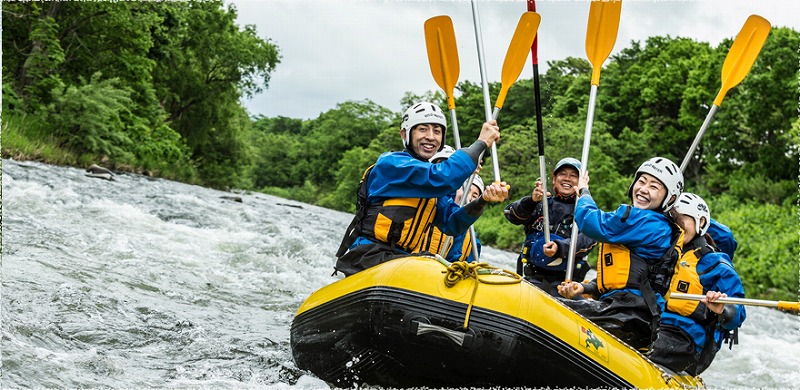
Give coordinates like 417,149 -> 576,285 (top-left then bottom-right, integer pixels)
352,149 -> 478,250
446,230 -> 482,263
661,249 -> 746,353
574,193 -> 673,305
707,219 -> 738,261
505,194 -> 596,270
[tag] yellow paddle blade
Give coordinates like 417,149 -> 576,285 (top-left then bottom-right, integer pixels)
714,14 -> 771,106
425,15 -> 460,110
495,11 -> 541,110
585,0 -> 622,86
777,301 -> 800,312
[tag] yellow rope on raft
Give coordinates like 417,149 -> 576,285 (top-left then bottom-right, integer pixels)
442,260 -> 521,328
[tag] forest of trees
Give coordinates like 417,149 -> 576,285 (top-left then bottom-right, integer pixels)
2,1 -> 798,301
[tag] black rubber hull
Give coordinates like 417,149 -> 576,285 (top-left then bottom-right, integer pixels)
291,286 -> 632,388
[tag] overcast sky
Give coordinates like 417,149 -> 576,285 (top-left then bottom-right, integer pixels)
225,0 -> 800,120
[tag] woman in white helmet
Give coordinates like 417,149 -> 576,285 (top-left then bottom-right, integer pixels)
335,102 -> 508,276
558,157 -> 685,352
649,192 -> 746,375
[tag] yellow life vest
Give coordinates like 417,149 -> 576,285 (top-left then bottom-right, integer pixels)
361,197 -> 438,253
665,243 -> 714,322
416,226 -> 447,255
595,243 -> 650,293
457,233 -> 474,262
596,224 -> 684,295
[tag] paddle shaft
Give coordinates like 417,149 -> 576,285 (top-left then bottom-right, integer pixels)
527,0 -> 550,244
670,293 -> 800,312
471,1 -> 501,184
680,105 -> 718,171
565,84 -> 598,282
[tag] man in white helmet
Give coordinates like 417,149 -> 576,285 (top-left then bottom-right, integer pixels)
504,157 -> 597,296
558,157 -> 685,352
649,192 -> 746,375
335,102 -> 508,276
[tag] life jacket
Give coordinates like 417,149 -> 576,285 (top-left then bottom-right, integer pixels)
417,225 -> 448,256
595,216 -> 684,296
665,237 -> 715,322
336,165 -> 438,257
455,232 -> 475,262
592,213 -> 683,349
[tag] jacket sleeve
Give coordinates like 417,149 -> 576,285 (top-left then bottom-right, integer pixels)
504,196 -> 540,225
574,191 -> 672,259
433,194 -> 479,236
702,253 -> 747,330
553,232 -> 597,260
367,151 -> 476,201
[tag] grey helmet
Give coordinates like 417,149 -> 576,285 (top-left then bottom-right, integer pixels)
673,193 -> 710,236
401,102 -> 447,151
553,157 -> 581,175
627,157 -> 684,211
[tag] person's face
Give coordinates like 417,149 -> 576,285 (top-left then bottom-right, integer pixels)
671,212 -> 697,244
408,124 -> 442,160
631,173 -> 667,210
454,185 -> 481,204
467,184 -> 481,203
553,167 -> 579,196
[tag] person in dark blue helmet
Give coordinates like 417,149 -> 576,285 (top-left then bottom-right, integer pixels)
504,157 -> 597,296
334,102 -> 509,276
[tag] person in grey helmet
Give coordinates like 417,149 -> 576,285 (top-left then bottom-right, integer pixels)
334,102 -> 509,276
504,157 -> 597,296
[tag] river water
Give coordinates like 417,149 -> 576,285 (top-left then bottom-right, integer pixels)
2,159 -> 798,389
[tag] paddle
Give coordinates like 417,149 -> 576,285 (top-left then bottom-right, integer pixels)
423,15 -> 480,260
670,293 -> 800,313
564,0 -> 622,283
471,3 -> 541,184
679,14 -> 771,172
518,0 -> 550,277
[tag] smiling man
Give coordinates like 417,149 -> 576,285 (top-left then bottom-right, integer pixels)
334,101 -> 509,276
504,157 -> 597,296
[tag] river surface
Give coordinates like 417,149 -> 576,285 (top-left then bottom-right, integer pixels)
2,159 -> 798,389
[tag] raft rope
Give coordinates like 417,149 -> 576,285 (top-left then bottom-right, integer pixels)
440,259 -> 521,329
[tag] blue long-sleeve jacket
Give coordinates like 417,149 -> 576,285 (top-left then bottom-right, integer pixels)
574,192 -> 673,304
707,218 -> 738,261
661,250 -> 746,353
352,149 -> 478,249
446,230 -> 481,263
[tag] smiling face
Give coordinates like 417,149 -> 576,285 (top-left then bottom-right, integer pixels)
404,123 -> 443,160
631,173 -> 668,210
553,166 -> 579,196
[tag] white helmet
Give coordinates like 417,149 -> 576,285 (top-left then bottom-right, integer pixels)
627,157 -> 684,211
400,102 -> 447,150
471,175 -> 485,195
429,145 -> 456,163
673,193 -> 710,236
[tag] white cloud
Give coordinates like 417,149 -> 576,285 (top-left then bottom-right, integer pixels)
227,0 -> 800,120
